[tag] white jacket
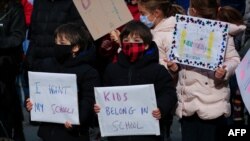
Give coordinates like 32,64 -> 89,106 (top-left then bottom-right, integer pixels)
175,24 -> 246,120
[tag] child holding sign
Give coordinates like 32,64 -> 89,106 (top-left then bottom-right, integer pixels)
94,20 -> 177,141
26,23 -> 100,141
166,0 -> 245,141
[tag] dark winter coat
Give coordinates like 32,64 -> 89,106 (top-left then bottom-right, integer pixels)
0,0 -> 25,137
104,42 -> 177,141
32,45 -> 100,141
27,0 -> 83,69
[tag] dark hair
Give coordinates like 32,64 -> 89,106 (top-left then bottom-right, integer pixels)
54,23 -> 91,51
120,20 -> 153,45
217,6 -> 244,25
190,0 -> 244,23
190,0 -> 218,19
169,4 -> 186,16
138,0 -> 184,18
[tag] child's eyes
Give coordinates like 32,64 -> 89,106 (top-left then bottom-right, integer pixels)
134,39 -> 142,42
123,39 -> 129,42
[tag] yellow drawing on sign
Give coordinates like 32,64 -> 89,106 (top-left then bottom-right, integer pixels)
207,32 -> 214,59
179,29 -> 187,57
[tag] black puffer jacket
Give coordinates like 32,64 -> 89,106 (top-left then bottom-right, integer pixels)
32,45 -> 100,141
0,1 -> 25,64
27,0 -> 83,69
0,1 -> 25,137
104,42 -> 177,141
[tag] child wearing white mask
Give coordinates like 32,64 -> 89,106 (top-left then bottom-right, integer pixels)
138,0 -> 185,71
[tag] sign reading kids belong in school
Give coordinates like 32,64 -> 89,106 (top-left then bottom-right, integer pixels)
236,50 -> 250,114
73,0 -> 133,40
28,72 -> 79,125
169,14 -> 229,71
94,84 -> 160,137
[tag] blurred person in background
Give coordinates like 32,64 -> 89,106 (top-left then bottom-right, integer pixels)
0,0 -> 26,140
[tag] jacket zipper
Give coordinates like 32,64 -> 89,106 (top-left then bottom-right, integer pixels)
128,67 -> 133,85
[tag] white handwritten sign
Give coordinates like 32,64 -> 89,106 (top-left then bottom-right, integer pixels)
94,84 -> 160,137
169,14 -> 229,70
236,50 -> 250,114
28,72 -> 79,124
73,0 -> 133,40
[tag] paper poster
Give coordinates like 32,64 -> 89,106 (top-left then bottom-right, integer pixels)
94,84 -> 160,137
73,0 -> 133,40
236,50 -> 250,114
28,71 -> 79,124
169,14 -> 229,70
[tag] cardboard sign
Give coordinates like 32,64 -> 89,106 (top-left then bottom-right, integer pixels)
95,84 -> 160,137
28,72 -> 79,124
73,0 -> 133,40
236,50 -> 250,114
169,14 -> 229,70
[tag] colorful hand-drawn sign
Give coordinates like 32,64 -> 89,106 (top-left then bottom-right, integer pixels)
169,14 -> 229,71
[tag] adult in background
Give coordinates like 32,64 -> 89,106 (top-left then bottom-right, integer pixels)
26,0 -> 84,71
0,0 -> 26,140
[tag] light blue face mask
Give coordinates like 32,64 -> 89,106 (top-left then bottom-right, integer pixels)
140,15 -> 155,28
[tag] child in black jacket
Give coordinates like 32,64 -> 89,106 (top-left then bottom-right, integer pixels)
94,21 -> 177,141
26,23 -> 100,141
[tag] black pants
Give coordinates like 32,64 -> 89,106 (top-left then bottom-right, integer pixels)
181,114 -> 225,141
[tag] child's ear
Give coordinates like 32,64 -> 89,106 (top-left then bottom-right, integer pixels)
144,44 -> 149,50
189,8 -> 197,16
72,45 -> 80,53
154,9 -> 162,18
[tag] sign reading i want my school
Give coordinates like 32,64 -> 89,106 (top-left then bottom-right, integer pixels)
169,14 -> 229,71
94,84 -> 160,137
236,50 -> 250,114
73,0 -> 133,40
28,71 -> 79,125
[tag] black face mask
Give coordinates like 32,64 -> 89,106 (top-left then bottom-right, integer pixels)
54,44 -> 73,64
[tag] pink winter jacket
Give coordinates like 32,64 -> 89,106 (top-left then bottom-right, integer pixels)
175,24 -> 246,120
151,16 -> 176,69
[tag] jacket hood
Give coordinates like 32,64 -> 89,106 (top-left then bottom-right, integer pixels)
117,41 -> 159,68
228,23 -> 246,36
63,43 -> 96,67
151,16 -> 176,33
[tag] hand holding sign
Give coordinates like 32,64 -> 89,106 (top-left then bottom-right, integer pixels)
164,59 -> 179,72
94,104 -> 101,113
26,98 -> 33,112
215,65 -> 227,79
152,108 -> 161,120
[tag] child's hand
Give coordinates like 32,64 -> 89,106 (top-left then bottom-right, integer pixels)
64,121 -> 72,129
101,39 -> 112,50
94,104 -> 101,113
26,98 -> 33,111
152,108 -> 161,120
164,59 -> 179,72
215,65 -> 227,79
110,30 -> 120,44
